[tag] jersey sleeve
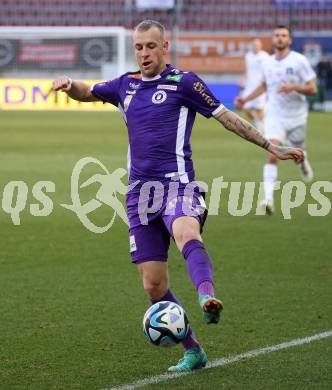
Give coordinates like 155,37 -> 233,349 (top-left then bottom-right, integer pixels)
181,72 -> 224,118
91,78 -> 121,106
299,55 -> 316,82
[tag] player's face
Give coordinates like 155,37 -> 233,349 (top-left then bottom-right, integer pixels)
251,39 -> 262,53
273,28 -> 292,51
133,27 -> 168,78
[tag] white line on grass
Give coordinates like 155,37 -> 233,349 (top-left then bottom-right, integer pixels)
104,329 -> 332,390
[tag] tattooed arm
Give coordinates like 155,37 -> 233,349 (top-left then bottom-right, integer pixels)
214,107 -> 304,163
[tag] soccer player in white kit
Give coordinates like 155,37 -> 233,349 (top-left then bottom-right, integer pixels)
241,38 -> 269,133
236,25 -> 317,214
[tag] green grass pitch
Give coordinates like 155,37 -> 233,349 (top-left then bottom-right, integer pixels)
0,111 -> 331,389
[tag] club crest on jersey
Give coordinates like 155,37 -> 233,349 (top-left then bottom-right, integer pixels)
286,67 -> 294,75
152,90 -> 167,104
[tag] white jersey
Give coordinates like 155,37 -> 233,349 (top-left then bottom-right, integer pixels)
262,51 -> 316,127
244,50 -> 270,93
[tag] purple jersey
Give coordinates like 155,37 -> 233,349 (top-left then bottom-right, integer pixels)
91,65 -> 224,184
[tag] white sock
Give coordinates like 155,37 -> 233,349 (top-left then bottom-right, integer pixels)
263,163 -> 278,202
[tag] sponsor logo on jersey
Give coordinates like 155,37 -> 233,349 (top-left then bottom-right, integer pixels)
166,74 -> 184,82
126,90 -> 136,95
192,81 -> 219,107
286,67 -> 294,75
152,90 -> 167,104
157,84 -> 177,91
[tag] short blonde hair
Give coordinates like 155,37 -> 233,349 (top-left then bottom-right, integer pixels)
134,20 -> 165,40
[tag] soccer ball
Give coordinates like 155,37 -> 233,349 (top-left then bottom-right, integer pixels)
143,301 -> 189,347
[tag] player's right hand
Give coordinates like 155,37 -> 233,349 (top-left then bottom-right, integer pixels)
52,76 -> 73,92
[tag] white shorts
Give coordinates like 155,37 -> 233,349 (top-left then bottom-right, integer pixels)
264,115 -> 307,148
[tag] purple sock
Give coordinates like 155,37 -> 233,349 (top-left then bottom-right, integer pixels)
198,280 -> 215,297
182,240 -> 215,297
150,289 -> 200,350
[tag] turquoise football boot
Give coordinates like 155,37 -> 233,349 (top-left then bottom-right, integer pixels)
168,347 -> 208,373
199,294 -> 223,324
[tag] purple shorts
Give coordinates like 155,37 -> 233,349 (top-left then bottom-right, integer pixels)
127,191 -> 207,264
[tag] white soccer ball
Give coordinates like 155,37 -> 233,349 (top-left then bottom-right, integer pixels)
143,301 -> 189,347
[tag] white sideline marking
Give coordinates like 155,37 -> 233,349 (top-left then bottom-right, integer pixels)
104,330 -> 332,390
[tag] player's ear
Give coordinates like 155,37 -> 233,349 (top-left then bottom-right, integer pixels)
163,40 -> 169,54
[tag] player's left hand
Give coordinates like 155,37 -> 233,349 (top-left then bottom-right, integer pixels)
278,83 -> 294,94
234,96 -> 245,109
269,144 -> 304,164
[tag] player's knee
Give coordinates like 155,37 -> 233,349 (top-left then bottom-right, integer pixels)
174,228 -> 201,251
143,278 -> 168,300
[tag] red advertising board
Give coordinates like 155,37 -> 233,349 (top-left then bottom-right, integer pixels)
19,44 -> 78,63
168,34 -> 273,73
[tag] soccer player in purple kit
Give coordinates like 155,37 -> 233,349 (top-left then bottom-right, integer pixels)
52,20 -> 304,372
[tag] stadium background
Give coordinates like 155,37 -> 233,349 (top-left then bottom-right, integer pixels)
1,0 -> 332,110
0,1 -> 331,389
